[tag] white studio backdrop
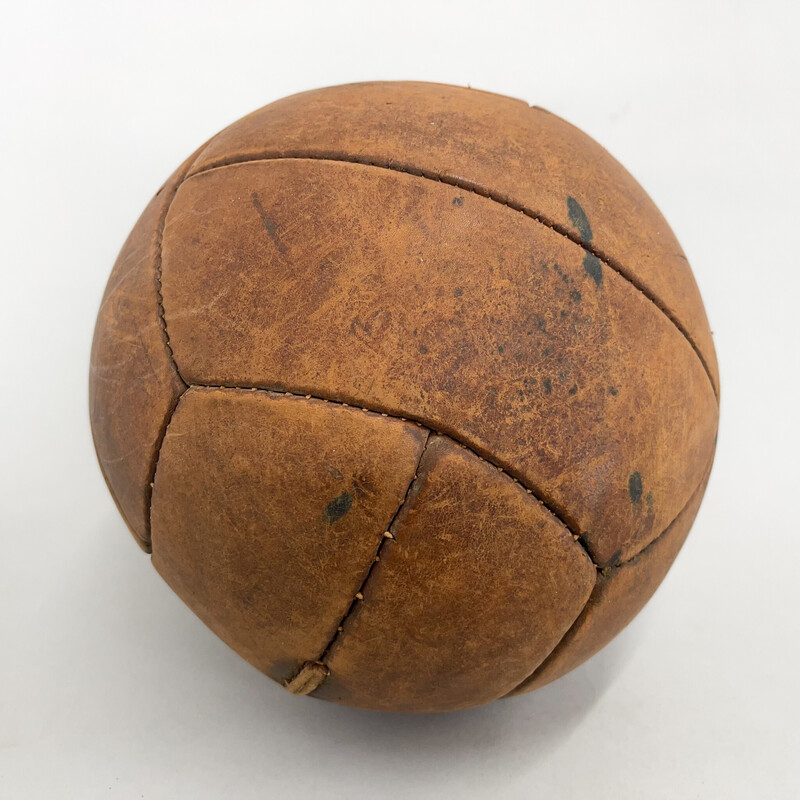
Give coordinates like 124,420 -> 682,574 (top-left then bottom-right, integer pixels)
1,1 -> 798,798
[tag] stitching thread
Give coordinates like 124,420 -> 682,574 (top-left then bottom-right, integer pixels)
285,432 -> 431,694
153,179 -> 188,388
180,383 -> 708,574
142,168 -> 194,540
146,389 -> 188,539
146,383 -> 714,699
147,149 -> 718,542
186,383 -> 596,564
142,146 -> 717,698
301,430 -> 433,686
502,454 -> 716,698
184,152 -> 719,400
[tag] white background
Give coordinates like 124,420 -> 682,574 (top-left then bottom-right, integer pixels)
1,1 -> 798,797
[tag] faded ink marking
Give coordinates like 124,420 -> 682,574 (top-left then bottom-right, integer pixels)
326,465 -> 344,481
251,192 -> 287,255
325,492 -> 353,524
567,197 -> 593,242
583,253 -> 603,288
629,472 -> 643,505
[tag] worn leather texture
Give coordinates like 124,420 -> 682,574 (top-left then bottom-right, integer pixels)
506,461 -> 714,696
90,81 -> 719,712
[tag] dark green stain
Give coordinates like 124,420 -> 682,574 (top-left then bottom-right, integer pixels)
452,196 -> 464,206
646,491 -> 654,510
567,196 -> 593,242
542,377 -> 552,395
608,550 -> 622,567
453,287 -> 464,297
570,289 -> 582,303
583,253 -> 603,287
325,492 -> 353,524
629,472 -> 643,505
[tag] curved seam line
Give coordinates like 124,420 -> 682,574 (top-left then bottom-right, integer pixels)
143,152 -> 207,541
183,382 -> 702,572
189,383 -> 594,563
182,152 -> 718,400
154,178 -> 189,388
287,431 -> 433,693
145,385 -> 190,543
145,381 -> 713,699
502,452 -> 716,698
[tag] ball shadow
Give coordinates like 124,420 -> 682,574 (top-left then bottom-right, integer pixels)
280,627 -> 636,771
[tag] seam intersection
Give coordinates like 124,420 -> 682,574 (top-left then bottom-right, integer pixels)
143,153 -> 202,542
145,381 -> 715,698
186,382 -> 596,565
501,452 -> 716,698
182,383 -> 709,574
141,144 -> 717,701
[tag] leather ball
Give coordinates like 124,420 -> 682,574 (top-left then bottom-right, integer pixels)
90,82 -> 718,712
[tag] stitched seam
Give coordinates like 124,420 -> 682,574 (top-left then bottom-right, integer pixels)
311,431 -> 432,679
501,452 -> 716,698
154,179 -> 189,388
184,152 -> 718,400
147,381 -> 713,698
145,385 -> 190,541
142,184 -> 186,541
142,151 -> 210,542
185,382 -> 703,573
188,383 -> 594,563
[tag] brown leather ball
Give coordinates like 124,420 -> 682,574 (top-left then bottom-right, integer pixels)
90,82 -> 718,712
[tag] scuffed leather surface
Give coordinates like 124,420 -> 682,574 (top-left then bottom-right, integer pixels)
151,387 -> 427,683
313,436 -> 596,712
90,82 -> 720,711
163,159 -> 717,566
88,150 -> 202,549
507,464 -> 714,695
188,81 -> 719,393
